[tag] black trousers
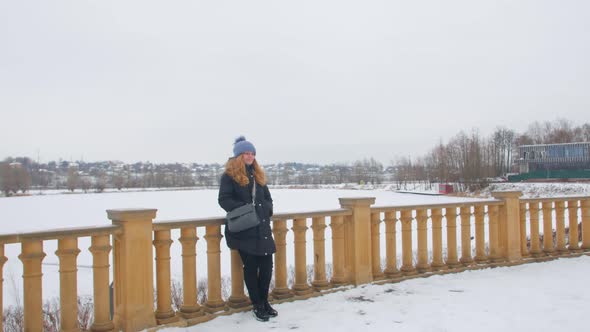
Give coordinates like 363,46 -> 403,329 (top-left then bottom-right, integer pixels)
238,250 -> 273,305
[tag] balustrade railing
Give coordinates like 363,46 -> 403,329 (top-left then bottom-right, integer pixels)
1,191 -> 589,331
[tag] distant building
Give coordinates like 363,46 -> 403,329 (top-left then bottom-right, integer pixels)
511,142 -> 590,181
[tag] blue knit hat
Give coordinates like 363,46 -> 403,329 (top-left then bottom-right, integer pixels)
233,136 -> 256,157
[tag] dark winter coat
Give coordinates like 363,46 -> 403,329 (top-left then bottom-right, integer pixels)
218,165 -> 276,256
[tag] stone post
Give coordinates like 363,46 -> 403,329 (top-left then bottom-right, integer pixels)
339,197 -> 375,285
0,245 -> 7,332
228,249 -> 250,307
370,212 -> 385,279
311,217 -> 330,290
89,235 -> 114,332
329,216 -> 347,285
107,209 -> 158,331
416,209 -> 430,272
519,203 -> 529,257
491,191 -> 523,262
178,227 -> 202,318
431,208 -> 446,270
383,211 -> 401,277
204,225 -> 225,313
292,218 -> 312,295
270,219 -> 293,299
56,237 -> 81,332
445,207 -> 460,268
582,199 -> 590,250
459,207 -> 473,266
153,230 -> 177,324
541,201 -> 555,255
568,200 -> 581,251
555,202 -> 567,253
19,240 -> 46,332
400,210 -> 417,275
529,202 -> 543,257
474,206 -> 487,262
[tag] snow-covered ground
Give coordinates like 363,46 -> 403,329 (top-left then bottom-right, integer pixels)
162,255 -> 590,332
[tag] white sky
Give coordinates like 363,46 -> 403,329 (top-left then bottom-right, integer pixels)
1,1 -> 589,165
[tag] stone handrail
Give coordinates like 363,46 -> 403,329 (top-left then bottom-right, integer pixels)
1,192 -> 589,331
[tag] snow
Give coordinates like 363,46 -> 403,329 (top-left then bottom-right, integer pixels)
160,255 -> 590,332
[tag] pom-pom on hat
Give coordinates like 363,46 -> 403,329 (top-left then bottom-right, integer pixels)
233,136 -> 256,157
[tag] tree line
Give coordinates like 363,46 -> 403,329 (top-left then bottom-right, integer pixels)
393,119 -> 590,190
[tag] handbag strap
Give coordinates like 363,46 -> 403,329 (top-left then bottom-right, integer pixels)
251,176 -> 256,205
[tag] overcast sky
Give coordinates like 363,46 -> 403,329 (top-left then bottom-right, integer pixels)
1,1 -> 588,165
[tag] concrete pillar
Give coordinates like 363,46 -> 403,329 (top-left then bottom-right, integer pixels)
178,227 -> 203,318
204,225 -> 225,313
567,200 -> 581,251
228,249 -> 250,307
555,202 -> 567,253
153,230 -> 177,324
19,240 -> 45,332
491,191 -> 523,262
339,197 -> 376,285
311,217 -> 330,290
460,207 -> 474,266
56,237 -> 81,332
529,202 -> 543,257
519,203 -> 529,257
107,209 -> 158,331
270,220 -> 293,299
445,207 -> 460,268
416,209 -> 430,272
488,205 -> 501,262
400,210 -> 416,275
582,199 -> 590,250
0,245 -> 7,332
329,216 -> 347,285
431,208 -> 446,270
370,213 -> 385,279
541,202 -> 555,255
292,218 -> 312,295
89,235 -> 114,332
383,211 -> 401,277
474,206 -> 487,262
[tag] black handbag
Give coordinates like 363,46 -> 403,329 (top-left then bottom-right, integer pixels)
226,179 -> 260,232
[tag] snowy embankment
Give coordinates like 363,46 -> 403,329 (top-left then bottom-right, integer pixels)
162,255 -> 590,332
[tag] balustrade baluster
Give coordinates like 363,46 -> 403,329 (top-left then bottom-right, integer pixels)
529,202 -> 542,257
228,249 -> 249,307
311,217 -> 330,290
568,200 -> 581,251
519,203 -> 529,257
555,202 -> 567,253
400,210 -> 416,275
153,230 -> 177,323
383,211 -> 401,276
445,207 -> 460,268
19,240 -> 45,332
488,205 -> 501,262
179,227 -> 203,318
330,216 -> 347,285
370,213 -> 385,279
460,207 -> 473,266
89,235 -> 114,332
582,199 -> 590,250
0,245 -> 7,332
292,218 -> 312,295
205,225 -> 225,313
431,208 -> 446,270
474,206 -> 487,262
270,219 -> 292,299
542,202 -> 555,255
416,209 -> 430,272
56,237 -> 81,332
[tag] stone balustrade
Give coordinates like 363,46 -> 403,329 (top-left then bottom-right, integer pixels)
0,191 -> 589,331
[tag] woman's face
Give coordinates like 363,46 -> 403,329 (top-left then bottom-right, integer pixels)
241,151 -> 256,165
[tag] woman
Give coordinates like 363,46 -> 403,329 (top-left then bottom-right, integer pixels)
218,136 -> 278,322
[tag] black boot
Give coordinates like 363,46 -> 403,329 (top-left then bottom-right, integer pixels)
253,303 -> 270,322
264,301 -> 278,317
